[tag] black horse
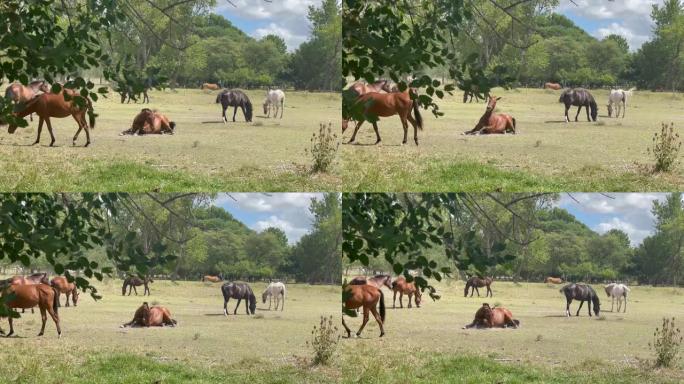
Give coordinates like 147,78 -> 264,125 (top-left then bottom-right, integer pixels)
560,283 -> 600,317
122,276 -> 153,296
221,282 -> 256,316
216,89 -> 253,123
559,88 -> 597,122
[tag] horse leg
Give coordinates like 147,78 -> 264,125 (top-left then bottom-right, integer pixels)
47,304 -> 61,338
234,298 -> 241,315
400,115 -> 408,145
245,298 -> 249,315
65,292 -> 70,307
475,287 -> 480,297
372,122 -> 381,145
224,298 -> 229,316
38,307 -> 48,336
611,296 -> 615,312
222,106 -> 227,124
623,295 -> 627,313
232,106 -> 238,122
356,307 -> 370,337
574,106 -> 582,122
576,300 -> 584,316
406,113 -> 419,145
133,286 -> 138,296
7,312 -> 15,337
45,118 -> 57,146
369,305 -> 385,337
33,117 -> 44,145
341,315 -> 352,338
566,299 -> 571,317
585,105 -> 591,122
393,290 -> 397,308
79,114 -> 90,147
564,105 -> 570,123
348,120 -> 365,144
408,293 -> 412,308
280,100 -> 284,119
587,299 -> 592,317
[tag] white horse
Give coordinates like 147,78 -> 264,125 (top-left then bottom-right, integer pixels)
262,281 -> 286,311
263,89 -> 285,119
607,87 -> 634,118
604,283 -> 630,313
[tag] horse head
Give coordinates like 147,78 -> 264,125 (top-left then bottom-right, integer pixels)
262,290 -> 268,304
486,96 -> 501,112
263,98 -> 269,115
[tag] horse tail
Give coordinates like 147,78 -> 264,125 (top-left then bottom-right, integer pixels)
513,319 -> 520,326
122,280 -> 127,296
215,93 -> 221,104
169,121 -> 176,131
412,100 -> 423,130
378,290 -> 386,323
512,117 -> 517,133
52,287 -> 59,315
248,292 -> 256,315
86,98 -> 96,129
245,100 -> 253,122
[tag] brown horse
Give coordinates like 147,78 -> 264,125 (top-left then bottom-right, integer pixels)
544,82 -> 562,90
391,276 -> 422,308
343,91 -> 423,145
465,96 -> 516,135
50,276 -> 79,307
5,80 -> 50,121
0,283 -> 61,337
464,276 -> 493,297
544,277 -> 563,284
349,274 -> 393,291
342,284 -> 385,338
7,273 -> 49,314
122,276 -> 153,296
201,83 -> 220,91
463,303 -> 519,329
201,275 -> 222,283
121,302 -> 177,327
7,89 -> 95,147
120,108 -> 175,135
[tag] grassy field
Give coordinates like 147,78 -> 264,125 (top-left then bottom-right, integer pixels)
337,280 -> 684,383
342,88 -> 684,191
0,279 -> 340,383
0,89 -> 341,192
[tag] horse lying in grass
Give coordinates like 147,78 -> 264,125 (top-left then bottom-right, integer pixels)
120,108 -> 175,135
463,303 -> 519,329
561,283 -> 600,317
464,96 -> 516,135
50,276 -> 79,307
392,276 -> 422,308
604,283 -> 630,313
121,302 -> 177,327
342,283 -> 385,338
0,283 -> 61,338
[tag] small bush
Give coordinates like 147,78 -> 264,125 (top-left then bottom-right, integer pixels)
308,315 -> 339,365
649,317 -> 682,368
307,122 -> 338,173
648,122 -> 681,172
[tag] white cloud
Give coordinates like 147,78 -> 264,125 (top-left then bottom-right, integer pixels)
253,215 -> 310,244
214,0 -> 320,51
595,217 -> 653,246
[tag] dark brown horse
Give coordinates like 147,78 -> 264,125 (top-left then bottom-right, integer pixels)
221,282 -> 256,316
464,276 -> 493,297
216,89 -> 253,123
201,275 -> 223,283
342,284 -> 385,338
544,277 -> 563,284
559,88 -> 597,123
6,89 -> 95,146
121,302 -> 177,327
544,82 -> 562,90
122,276 -> 153,296
50,276 -> 79,307
391,276 -> 422,308
5,80 -> 50,121
0,283 -> 61,337
120,108 -> 175,135
349,274 -> 393,291
465,96 -> 516,135
463,303 -> 519,329
342,91 -> 423,145
561,283 -> 600,317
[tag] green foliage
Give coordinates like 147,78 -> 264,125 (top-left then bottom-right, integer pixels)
649,122 -> 681,172
650,317 -> 683,368
308,315 -> 340,365
308,122 -> 339,173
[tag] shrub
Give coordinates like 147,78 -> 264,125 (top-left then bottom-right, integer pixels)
649,317 -> 682,368
308,315 -> 340,365
648,122 -> 681,172
307,122 -> 338,173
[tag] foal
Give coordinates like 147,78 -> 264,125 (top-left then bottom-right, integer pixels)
465,96 -> 516,135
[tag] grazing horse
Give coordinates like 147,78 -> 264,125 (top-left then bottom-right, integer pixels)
607,88 -> 633,118
262,282 -> 286,311
201,275 -> 223,283
350,274 -> 393,291
464,276 -> 493,297
221,282 -> 256,316
216,89 -> 253,123
50,276 -> 79,307
7,89 -> 95,147
342,284 -> 385,338
544,82 -> 562,90
463,91 -> 485,103
342,91 -> 423,145
121,302 -> 177,327
559,88 -> 597,123
391,276 -> 422,308
120,108 -> 175,135
0,283 -> 61,338
464,96 -> 516,135
544,277 -> 563,284
463,303 -> 519,329
5,80 -> 50,121
560,283 -> 600,317
604,283 -> 630,313
121,276 -> 153,296
263,89 -> 285,118
201,83 -> 220,91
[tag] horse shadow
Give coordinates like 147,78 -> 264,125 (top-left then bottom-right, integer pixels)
543,120 -> 569,124
343,142 -> 403,147
543,315 -> 568,318
200,121 -> 223,124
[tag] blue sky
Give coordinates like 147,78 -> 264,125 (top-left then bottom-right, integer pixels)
212,193 -> 324,244
558,0 -> 664,51
213,0 -> 322,51
556,193 -> 668,246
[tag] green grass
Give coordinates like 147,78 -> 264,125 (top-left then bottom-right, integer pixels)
0,279 -> 340,383
338,281 -> 684,383
342,88 -> 684,191
0,88 -> 341,191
